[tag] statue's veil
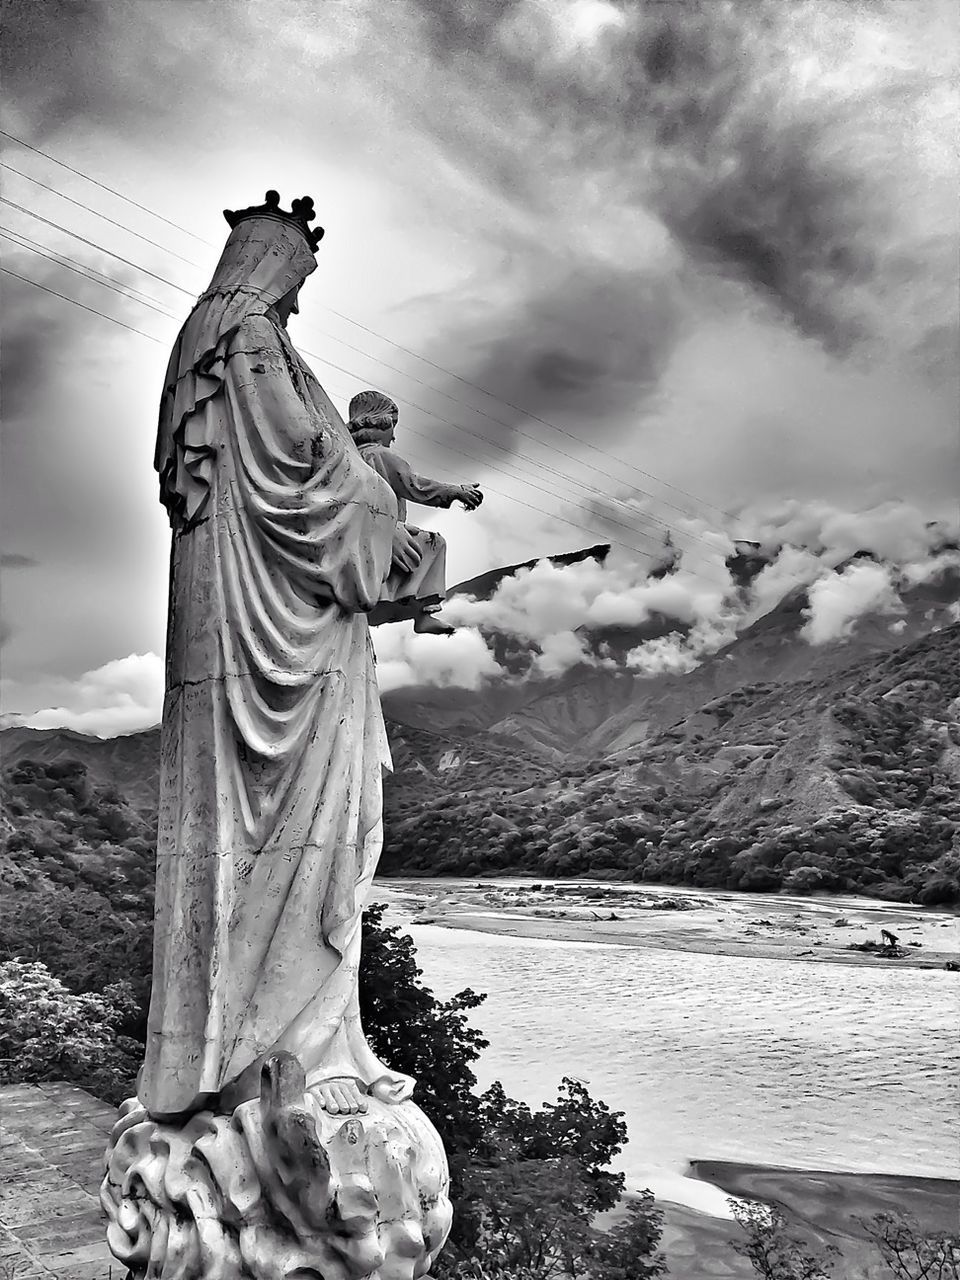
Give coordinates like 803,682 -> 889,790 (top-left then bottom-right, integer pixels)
155,217 -> 317,528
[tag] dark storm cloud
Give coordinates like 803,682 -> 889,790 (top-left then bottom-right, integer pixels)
402,0 -> 956,368
3,0 -> 120,137
0,260 -> 150,419
0,0 -> 222,140
421,262 -> 683,453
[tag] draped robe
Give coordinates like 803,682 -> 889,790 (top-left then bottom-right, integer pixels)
141,220 -> 400,1117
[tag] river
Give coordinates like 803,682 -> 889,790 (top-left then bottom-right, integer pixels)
379,880 -> 960,1213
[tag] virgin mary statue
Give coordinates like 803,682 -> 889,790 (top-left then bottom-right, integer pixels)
142,193 -> 415,1121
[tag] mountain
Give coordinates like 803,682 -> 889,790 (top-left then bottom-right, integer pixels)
0,725 -> 162,811
448,542 -> 611,602
3,547 -> 958,904
0,717 -> 549,823
384,554 -> 960,760
379,621 -> 960,902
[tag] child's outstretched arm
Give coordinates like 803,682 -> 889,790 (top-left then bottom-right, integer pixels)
370,448 -> 482,510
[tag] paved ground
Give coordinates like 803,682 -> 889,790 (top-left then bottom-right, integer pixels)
0,1082 -> 119,1280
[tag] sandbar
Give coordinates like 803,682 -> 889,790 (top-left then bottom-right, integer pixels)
647,1161 -> 959,1280
375,878 -> 960,970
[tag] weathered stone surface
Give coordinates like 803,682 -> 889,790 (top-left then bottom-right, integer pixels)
109,205 -> 453,1276
102,1053 -> 451,1279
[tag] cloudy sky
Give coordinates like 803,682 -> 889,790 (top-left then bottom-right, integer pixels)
1,0 -> 957,734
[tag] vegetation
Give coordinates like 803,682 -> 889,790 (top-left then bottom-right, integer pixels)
0,627 -> 957,1275
0,959 -> 141,1103
381,627 -> 960,905
360,904 -> 665,1277
730,1200 -> 839,1280
729,1199 -> 960,1280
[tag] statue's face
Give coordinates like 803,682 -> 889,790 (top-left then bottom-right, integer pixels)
273,284 -> 301,327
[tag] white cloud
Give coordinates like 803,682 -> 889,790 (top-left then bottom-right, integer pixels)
533,629 -> 591,677
373,624 -> 501,693
801,562 -> 902,645
6,653 -> 163,738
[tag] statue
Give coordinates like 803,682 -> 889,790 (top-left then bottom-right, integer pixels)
101,192 -> 452,1278
347,389 -> 483,636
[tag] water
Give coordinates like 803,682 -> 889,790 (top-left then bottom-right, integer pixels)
395,900 -> 959,1210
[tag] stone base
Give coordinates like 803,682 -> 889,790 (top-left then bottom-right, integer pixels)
100,1053 -> 452,1279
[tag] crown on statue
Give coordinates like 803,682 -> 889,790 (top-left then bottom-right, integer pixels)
223,190 -> 325,252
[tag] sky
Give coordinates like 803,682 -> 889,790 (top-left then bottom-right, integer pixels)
1,0 -> 958,735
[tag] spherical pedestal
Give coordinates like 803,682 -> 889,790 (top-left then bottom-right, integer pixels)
101,1054 -> 451,1279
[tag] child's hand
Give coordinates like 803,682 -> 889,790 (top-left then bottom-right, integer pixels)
457,484 -> 483,510
391,525 -> 423,573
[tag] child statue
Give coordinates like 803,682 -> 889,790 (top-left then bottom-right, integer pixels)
348,389 -> 483,635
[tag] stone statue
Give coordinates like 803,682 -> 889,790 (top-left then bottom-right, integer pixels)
101,192 -> 451,1278
347,389 -> 483,636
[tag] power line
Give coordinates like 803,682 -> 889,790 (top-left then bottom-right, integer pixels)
3,245 -> 732,588
0,162 -> 201,267
4,228 -> 730,582
0,127 -> 213,245
299,316 -> 727,547
5,258 -> 668,566
0,197 -> 196,296
1,266 -> 167,344
0,227 -> 179,315
301,344 -> 730,580
320,304 -> 737,522
0,131 -> 733,522
2,202 -> 718,560
317,376 -> 684,564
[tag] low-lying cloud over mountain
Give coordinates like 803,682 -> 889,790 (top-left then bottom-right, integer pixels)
6,499 -> 957,736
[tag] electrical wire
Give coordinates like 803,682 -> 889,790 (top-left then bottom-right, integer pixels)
0,162 -> 201,267
0,197 -> 197,296
0,127 -> 213,245
1,266 -> 167,344
3,198 -> 724,565
0,226 -> 179,315
0,128 -> 736,521
4,231 -> 731,582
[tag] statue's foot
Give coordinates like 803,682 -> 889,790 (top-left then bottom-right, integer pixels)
413,614 -> 456,636
368,1072 -> 416,1105
314,1076 -> 369,1115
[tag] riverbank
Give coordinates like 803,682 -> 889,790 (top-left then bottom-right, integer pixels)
376,879 -> 960,969
643,1161 -> 960,1280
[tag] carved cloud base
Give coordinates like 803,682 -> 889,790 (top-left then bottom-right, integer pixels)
100,1053 -> 452,1280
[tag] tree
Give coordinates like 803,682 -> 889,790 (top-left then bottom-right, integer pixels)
451,1157 -> 597,1278
584,1193 -> 667,1280
729,1200 -> 838,1280
359,902 -> 489,1164
0,959 -> 141,1104
358,907 -> 665,1280
863,1212 -> 960,1280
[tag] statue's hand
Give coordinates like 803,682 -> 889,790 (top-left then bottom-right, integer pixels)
392,525 -> 423,573
368,1072 -> 416,1105
457,484 -> 483,511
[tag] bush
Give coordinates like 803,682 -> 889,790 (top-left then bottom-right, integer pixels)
0,959 -> 141,1104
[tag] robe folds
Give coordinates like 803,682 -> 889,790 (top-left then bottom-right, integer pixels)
141,308 -> 401,1117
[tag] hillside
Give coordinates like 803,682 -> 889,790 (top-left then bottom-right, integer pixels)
0,717 -> 549,826
2,544 -> 958,907
3,623 -> 958,905
379,623 -> 960,903
383,556 -> 960,757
